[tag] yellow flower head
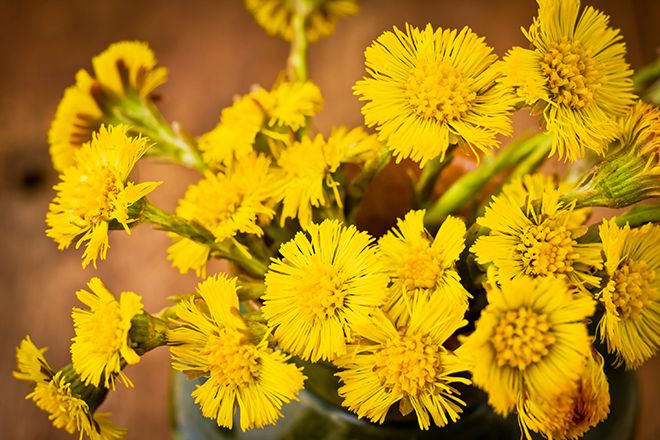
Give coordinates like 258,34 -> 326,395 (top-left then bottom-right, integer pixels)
500,0 -> 635,160
262,219 -> 389,362
597,220 -> 660,369
14,338 -> 125,440
261,81 -> 323,131
517,350 -> 610,439
48,72 -> 104,172
460,277 -> 595,416
198,90 -> 267,168
46,124 -> 161,268
275,134 -> 341,227
379,210 -> 471,327
325,126 -> 383,166
198,81 -> 322,169
91,41 -> 168,98
169,275 -> 305,431
245,0 -> 358,42
471,177 -> 602,290
71,277 -> 144,389
48,41 -> 167,171
617,101 -> 660,176
336,295 -> 470,430
168,153 -> 275,276
354,24 -> 514,167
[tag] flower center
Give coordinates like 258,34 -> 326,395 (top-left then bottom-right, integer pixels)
517,220 -> 579,276
491,307 -> 556,370
204,329 -> 259,388
373,333 -> 440,396
398,247 -> 442,290
405,59 -> 475,121
297,260 -> 347,322
541,38 -> 602,109
608,260 -> 655,320
87,302 -> 124,358
78,167 -> 120,222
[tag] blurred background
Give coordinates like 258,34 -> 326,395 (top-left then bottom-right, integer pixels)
0,0 -> 658,438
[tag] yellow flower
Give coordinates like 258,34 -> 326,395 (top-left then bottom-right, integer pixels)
471,177 -> 602,290
169,275 -> 305,431
597,220 -> 659,369
460,277 -> 595,416
500,0 -> 635,160
336,295 -> 470,429
46,124 -> 161,268
262,219 -> 389,362
245,0 -> 358,42
48,41 -> 167,171
168,153 -> 275,276
379,210 -> 470,326
14,338 -> 125,440
517,350 -> 610,439
324,126 -> 382,166
274,134 -> 341,227
354,24 -> 514,167
198,90 -> 267,168
48,71 -> 104,172
91,40 -> 168,98
71,277 -> 144,389
198,81 -> 322,169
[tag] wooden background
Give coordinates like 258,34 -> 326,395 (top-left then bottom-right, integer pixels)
0,0 -> 658,438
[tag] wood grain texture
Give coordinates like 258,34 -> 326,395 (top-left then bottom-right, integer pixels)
0,1 -> 657,438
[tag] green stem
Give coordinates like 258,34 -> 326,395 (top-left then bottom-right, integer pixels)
633,58 -> 660,91
112,95 -> 206,171
615,204 -> 660,227
129,313 -> 170,355
287,1 -> 310,82
425,133 -> 551,227
140,200 -> 268,278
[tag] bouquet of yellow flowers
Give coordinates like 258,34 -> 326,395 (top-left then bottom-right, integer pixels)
14,0 -> 659,439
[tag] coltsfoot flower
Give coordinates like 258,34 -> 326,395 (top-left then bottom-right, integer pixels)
471,177 -> 602,290
460,277 -> 596,416
169,275 -> 305,431
49,41 -> 167,171
245,0 -> 358,42
597,220 -> 659,369
14,337 -> 125,440
500,0 -> 635,160
46,124 -> 161,268
355,24 -> 514,166
262,219 -> 388,362
71,277 -> 144,389
379,210 -> 470,327
336,295 -> 470,429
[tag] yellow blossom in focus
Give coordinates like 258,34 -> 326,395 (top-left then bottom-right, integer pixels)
13,338 -> 125,440
354,24 -> 515,167
245,0 -> 358,42
169,275 -> 305,431
46,124 -> 161,268
71,278 -> 144,389
379,210 -> 470,327
471,177 -> 602,290
597,220 -> 659,369
517,350 -> 610,439
336,295 -> 470,429
460,277 -> 595,416
262,219 -> 388,362
168,153 -> 275,276
500,0 -> 635,160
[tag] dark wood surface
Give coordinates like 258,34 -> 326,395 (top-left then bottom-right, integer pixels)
1,1 -> 658,438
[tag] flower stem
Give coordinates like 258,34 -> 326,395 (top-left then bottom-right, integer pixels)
425,133 -> 551,227
345,148 -> 392,224
414,146 -> 456,208
287,1 -> 310,82
140,200 -> 268,278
